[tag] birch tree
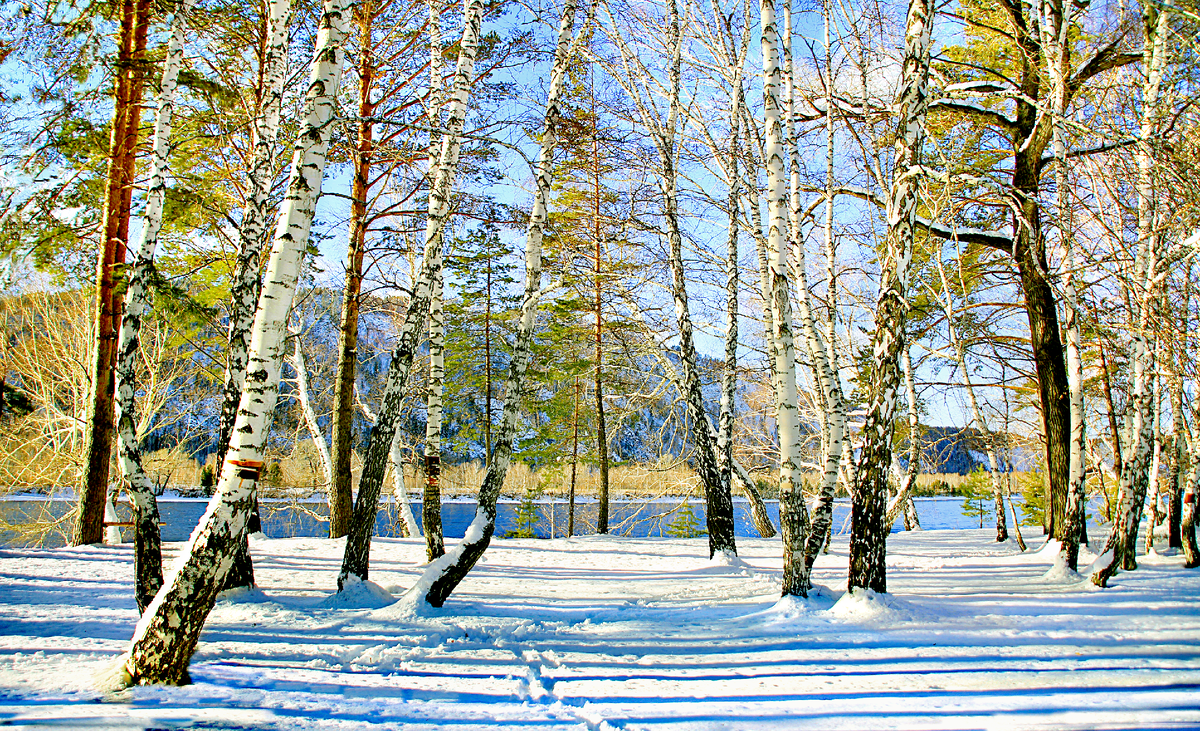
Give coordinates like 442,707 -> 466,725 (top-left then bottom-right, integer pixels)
288,327 -> 333,490
683,0 -> 776,538
215,0 -> 293,468
398,0 -> 586,606
215,0 -> 293,592
604,0 -> 737,558
759,0 -> 810,594
849,0 -> 932,594
103,0 -> 352,685
783,0 -> 846,574
113,0 -> 189,612
1092,4 -> 1170,587
338,0 -> 486,589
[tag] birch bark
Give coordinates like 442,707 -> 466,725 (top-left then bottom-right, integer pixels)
761,0 -> 809,595
216,0 -> 293,590
1183,427 -> 1200,568
338,0 -> 485,589
424,236 -> 446,558
354,393 -> 420,537
105,0 -> 352,686
783,2 -> 846,573
423,0 -> 447,557
1092,5 -> 1169,587
657,0 -> 736,557
113,0 -> 189,613
289,329 -> 333,489
407,0 -> 584,606
603,0 -> 736,556
216,0 -> 293,467
884,345 -> 921,533
849,0 -> 932,594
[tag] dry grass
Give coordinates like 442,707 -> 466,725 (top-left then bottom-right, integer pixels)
188,450 -> 709,500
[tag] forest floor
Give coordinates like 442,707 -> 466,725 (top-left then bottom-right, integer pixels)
1,529 -> 1198,729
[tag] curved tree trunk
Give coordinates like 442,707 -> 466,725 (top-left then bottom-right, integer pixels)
411,0 -> 583,606
113,0 -> 188,612
217,0 -> 293,591
338,0 -> 486,590
849,0 -> 932,594
105,0 -> 352,686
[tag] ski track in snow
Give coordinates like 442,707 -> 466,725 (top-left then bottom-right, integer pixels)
1,530 -> 1199,729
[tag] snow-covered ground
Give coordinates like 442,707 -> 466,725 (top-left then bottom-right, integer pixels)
1,530 -> 1198,729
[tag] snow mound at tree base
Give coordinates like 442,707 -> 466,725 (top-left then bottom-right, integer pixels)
323,575 -> 395,608
829,588 -> 919,625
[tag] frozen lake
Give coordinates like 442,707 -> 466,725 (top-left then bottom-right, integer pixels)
1,494 -> 1047,547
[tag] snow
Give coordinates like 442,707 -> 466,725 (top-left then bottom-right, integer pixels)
2,529 -> 1200,729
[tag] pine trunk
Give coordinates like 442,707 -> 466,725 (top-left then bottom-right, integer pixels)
329,6 -> 380,539
849,0 -> 932,594
593,85 -> 610,534
74,0 -> 152,546
105,0 -> 351,686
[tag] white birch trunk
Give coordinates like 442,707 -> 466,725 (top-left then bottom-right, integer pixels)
216,0 -> 293,462
885,345 -> 922,532
934,255 -> 1008,541
338,0 -> 487,590
424,237 -> 446,558
783,2 -> 845,572
849,0 -> 932,594
421,0 -> 446,560
288,330 -> 332,490
391,432 -> 421,538
354,392 -> 420,538
105,0 -> 352,686
1092,5 -> 1168,586
762,0 -> 810,596
113,0 -> 189,614
409,0 -> 584,606
1182,426 -> 1200,567
216,0 -> 293,591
